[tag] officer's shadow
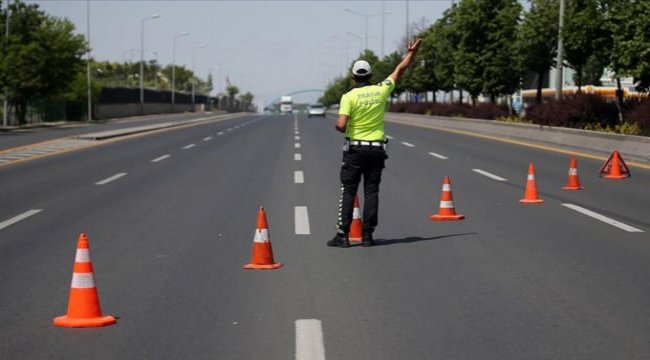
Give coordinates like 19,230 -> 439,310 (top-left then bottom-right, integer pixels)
370,232 -> 477,247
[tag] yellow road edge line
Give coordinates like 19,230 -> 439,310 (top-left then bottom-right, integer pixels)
387,118 -> 650,170
0,113 -> 247,168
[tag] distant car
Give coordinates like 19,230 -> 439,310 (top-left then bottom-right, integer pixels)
307,103 -> 326,118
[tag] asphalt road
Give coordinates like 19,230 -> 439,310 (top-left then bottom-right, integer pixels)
1,112 -> 649,359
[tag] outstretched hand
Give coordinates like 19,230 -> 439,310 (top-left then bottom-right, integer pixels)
408,38 -> 422,53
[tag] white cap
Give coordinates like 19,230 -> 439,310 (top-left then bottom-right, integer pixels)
351,60 -> 371,76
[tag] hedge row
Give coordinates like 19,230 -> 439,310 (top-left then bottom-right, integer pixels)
389,95 -> 650,136
389,102 -> 509,120
525,95 -> 650,135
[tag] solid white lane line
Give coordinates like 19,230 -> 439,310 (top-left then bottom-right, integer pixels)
203,136 -> 212,141
295,143 -> 301,149
385,135 -> 394,139
95,172 -> 127,185
295,206 -> 311,235
295,136 -> 300,141
562,203 -> 644,233
295,319 -> 326,360
294,170 -> 305,184
294,153 -> 302,161
428,152 -> 449,160
401,141 -> 415,148
151,154 -> 171,163
0,209 -> 43,231
472,168 -> 508,182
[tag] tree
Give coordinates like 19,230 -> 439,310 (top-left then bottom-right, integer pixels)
480,0 -> 523,103
518,0 -> 559,103
0,0 -> 87,124
563,0 -> 610,90
226,85 -> 239,98
453,0 -> 485,103
430,6 -> 459,103
238,92 -> 254,111
607,0 -> 650,101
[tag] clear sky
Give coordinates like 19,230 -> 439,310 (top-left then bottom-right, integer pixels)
28,0 -> 455,106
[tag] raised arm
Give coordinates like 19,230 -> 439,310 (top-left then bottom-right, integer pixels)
389,38 -> 422,82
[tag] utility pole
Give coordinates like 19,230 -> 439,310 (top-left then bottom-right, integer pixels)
86,0 -> 92,122
3,0 -> 10,127
381,0 -> 385,57
406,0 -> 410,41
555,0 -> 566,100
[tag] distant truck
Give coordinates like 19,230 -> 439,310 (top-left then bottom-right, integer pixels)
280,96 -> 293,113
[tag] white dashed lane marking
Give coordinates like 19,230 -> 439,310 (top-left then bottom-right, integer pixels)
0,209 -> 43,231
217,131 -> 224,136
295,136 -> 300,141
562,203 -> 644,233
295,319 -> 326,360
95,173 -> 127,186
472,168 -> 507,182
428,152 -> 449,160
401,141 -> 415,148
294,153 -> 302,161
203,136 -> 212,141
151,154 -> 171,163
294,206 -> 311,235
385,135 -> 394,140
294,171 -> 305,184
183,144 -> 196,150
295,143 -> 301,149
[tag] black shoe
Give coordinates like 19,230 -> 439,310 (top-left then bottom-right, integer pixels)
362,234 -> 375,247
327,234 -> 350,248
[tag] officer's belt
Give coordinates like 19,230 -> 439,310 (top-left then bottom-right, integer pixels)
348,140 -> 384,147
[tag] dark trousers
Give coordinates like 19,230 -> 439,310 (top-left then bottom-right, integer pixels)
337,146 -> 386,235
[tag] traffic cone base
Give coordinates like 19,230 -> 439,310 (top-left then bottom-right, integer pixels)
603,174 -> 627,179
243,262 -> 282,270
562,185 -> 584,190
519,198 -> 545,204
430,213 -> 465,221
53,314 -> 116,328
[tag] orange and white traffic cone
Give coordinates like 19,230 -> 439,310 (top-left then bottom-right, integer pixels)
430,176 -> 465,221
243,206 -> 282,270
520,163 -> 545,204
53,233 -> 116,328
349,195 -> 363,242
563,156 -> 584,190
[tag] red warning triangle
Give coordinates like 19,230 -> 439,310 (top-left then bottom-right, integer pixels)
599,150 -> 631,179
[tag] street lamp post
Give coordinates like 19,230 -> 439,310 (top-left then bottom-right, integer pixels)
331,35 -> 351,74
344,7 -> 390,52
3,0 -> 11,127
345,32 -> 364,55
86,0 -> 92,122
191,44 -> 207,109
171,31 -> 189,106
555,0 -> 566,100
139,13 -> 160,115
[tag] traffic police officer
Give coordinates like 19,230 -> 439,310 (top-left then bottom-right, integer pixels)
328,38 -> 422,248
